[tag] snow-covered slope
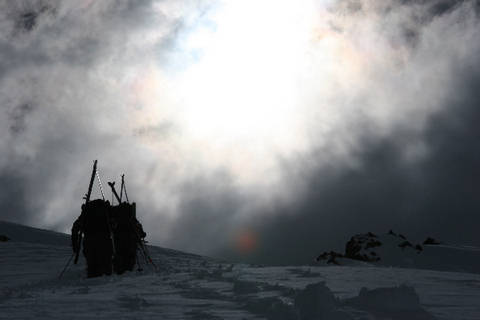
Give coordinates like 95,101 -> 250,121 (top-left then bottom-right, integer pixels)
0,220 -> 70,246
1,221 -> 479,319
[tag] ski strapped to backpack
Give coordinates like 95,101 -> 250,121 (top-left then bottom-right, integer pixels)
74,160 -> 98,264
59,160 -> 98,279
120,174 -> 129,203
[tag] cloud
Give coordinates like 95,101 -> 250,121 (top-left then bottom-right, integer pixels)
172,0 -> 480,263
0,0 -> 213,230
0,0 -> 479,266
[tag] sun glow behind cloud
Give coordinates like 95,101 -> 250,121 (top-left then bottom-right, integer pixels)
178,0 -> 314,137
131,0 -> 366,186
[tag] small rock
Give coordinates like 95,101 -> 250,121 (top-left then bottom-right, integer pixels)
423,237 -> 441,245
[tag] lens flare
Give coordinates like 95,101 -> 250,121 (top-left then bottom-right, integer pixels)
235,230 -> 258,254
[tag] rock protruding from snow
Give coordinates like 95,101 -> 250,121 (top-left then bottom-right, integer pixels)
316,231 -> 480,273
342,231 -> 426,263
316,251 -> 344,265
318,231 -> 434,266
345,232 -> 383,262
344,285 -> 436,320
423,237 -> 441,245
0,234 -> 10,242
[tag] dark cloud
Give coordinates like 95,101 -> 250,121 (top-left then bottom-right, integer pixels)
0,171 -> 29,224
413,69 -> 480,244
163,170 -> 249,254
9,103 -> 35,135
11,1 -> 55,33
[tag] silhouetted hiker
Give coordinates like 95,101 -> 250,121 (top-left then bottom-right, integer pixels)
111,202 -> 146,274
71,199 -> 113,278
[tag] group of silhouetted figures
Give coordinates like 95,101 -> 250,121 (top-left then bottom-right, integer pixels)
71,199 -> 146,278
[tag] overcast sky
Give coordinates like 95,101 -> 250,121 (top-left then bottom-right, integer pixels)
1,0 -> 479,265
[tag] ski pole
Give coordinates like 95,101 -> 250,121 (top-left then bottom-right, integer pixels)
59,252 -> 75,279
141,240 -> 157,270
133,228 -> 157,271
135,250 -> 143,272
74,160 -> 98,265
74,232 -> 83,264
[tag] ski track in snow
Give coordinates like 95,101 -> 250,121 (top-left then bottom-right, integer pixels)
1,223 -> 479,319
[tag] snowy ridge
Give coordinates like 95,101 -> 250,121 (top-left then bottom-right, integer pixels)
317,231 -> 480,274
1,221 -> 479,319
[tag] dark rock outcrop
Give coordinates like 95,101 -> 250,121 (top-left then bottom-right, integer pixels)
316,251 -> 344,265
345,233 -> 381,262
317,230 -> 443,265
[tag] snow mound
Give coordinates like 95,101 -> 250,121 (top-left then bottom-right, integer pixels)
294,282 -> 351,320
344,285 -> 435,320
233,279 -> 261,295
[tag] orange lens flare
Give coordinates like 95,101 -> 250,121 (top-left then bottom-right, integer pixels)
235,230 -> 257,254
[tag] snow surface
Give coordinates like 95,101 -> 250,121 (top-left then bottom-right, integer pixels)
1,221 -> 479,319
